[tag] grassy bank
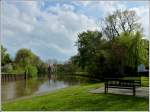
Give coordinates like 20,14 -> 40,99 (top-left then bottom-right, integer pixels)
141,76 -> 149,87
2,83 -> 148,111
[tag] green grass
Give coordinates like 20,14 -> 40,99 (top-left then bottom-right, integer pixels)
141,76 -> 149,87
2,83 -> 149,111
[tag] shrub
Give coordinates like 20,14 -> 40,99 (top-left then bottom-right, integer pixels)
1,63 -> 13,73
26,65 -> 38,77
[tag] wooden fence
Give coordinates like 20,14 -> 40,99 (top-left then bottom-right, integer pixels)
1,73 -> 27,82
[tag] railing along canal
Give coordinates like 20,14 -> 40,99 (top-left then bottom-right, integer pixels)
1,73 -> 27,81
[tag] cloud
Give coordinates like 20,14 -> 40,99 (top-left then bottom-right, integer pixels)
73,1 -> 149,37
130,6 -> 149,37
73,1 -> 127,17
2,1 -> 98,61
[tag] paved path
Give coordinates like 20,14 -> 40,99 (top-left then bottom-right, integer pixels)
89,86 -> 149,98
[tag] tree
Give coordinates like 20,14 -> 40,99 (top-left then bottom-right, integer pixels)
101,10 -> 142,40
15,48 -> 39,77
126,32 -> 148,70
1,45 -> 11,66
100,9 -> 148,75
26,65 -> 38,77
76,31 -> 103,68
37,62 -> 48,75
76,31 -> 111,78
142,39 -> 149,68
15,48 -> 35,68
15,48 -> 49,77
112,32 -> 149,75
74,30 -> 148,78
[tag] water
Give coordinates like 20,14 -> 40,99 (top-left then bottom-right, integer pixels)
1,75 -> 98,102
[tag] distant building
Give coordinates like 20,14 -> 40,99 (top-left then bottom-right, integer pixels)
50,64 -> 57,73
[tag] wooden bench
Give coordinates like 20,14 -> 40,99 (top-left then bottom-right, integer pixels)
104,77 -> 141,96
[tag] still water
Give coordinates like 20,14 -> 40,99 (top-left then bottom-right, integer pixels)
2,75 -> 98,102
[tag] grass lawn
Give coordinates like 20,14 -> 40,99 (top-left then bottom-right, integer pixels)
2,82 -> 149,111
141,76 -> 149,87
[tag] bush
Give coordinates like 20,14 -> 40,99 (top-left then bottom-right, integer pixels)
37,62 -> 48,74
12,67 -> 24,74
1,63 -> 13,73
26,65 -> 38,77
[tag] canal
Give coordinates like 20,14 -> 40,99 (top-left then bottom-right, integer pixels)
2,74 -> 98,102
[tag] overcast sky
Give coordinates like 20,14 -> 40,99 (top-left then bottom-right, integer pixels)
1,0 -> 149,62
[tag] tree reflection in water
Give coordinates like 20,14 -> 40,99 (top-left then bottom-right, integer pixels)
2,74 -> 99,102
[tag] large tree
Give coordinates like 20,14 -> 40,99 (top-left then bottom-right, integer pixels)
76,31 -> 102,68
101,9 -> 148,75
15,48 -> 35,68
112,32 -> 149,75
15,48 -> 49,76
15,48 -> 39,77
101,10 -> 143,40
76,31 -> 112,78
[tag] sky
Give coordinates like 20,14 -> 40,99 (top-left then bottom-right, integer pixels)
1,0 -> 149,62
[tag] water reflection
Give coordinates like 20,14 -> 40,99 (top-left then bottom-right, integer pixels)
1,74 -> 98,102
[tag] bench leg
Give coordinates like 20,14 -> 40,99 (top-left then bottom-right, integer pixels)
107,86 -> 108,93
105,82 -> 108,94
105,84 -> 106,94
133,86 -> 136,96
105,81 -> 109,94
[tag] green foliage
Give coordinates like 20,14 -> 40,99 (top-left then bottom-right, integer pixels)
72,30 -> 149,78
11,66 -> 25,74
56,63 -> 74,75
26,65 -> 38,78
141,76 -> 149,87
1,45 -> 11,66
76,31 -> 102,68
37,62 -> 48,75
113,32 -> 149,73
76,31 -> 107,77
142,39 -> 149,67
56,64 -> 64,74
14,48 -> 48,77
56,56 -> 85,75
15,48 -> 35,68
1,48 -> 48,77
75,30 -> 120,78
2,64 -> 13,73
